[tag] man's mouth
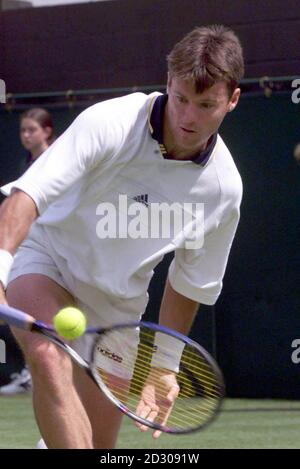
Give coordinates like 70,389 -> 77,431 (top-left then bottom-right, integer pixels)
180,127 -> 195,133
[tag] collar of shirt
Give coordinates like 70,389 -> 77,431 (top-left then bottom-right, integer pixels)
148,93 -> 217,166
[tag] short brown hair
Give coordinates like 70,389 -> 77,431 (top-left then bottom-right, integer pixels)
167,25 -> 244,96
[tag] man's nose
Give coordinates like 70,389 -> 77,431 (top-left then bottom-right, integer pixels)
181,104 -> 198,125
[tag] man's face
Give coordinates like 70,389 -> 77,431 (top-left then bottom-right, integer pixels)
165,76 -> 240,156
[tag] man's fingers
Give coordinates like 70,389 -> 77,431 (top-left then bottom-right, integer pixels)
137,408 -> 159,432
135,399 -> 146,417
152,429 -> 162,439
135,372 -> 180,437
167,384 -> 180,402
135,399 -> 159,432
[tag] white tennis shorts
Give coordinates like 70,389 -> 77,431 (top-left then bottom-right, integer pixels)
8,223 -> 144,369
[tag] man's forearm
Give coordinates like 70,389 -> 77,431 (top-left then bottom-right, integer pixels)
158,279 -> 199,336
0,190 -> 38,253
0,190 -> 38,297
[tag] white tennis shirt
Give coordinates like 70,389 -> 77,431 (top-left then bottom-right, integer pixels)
1,92 -> 242,316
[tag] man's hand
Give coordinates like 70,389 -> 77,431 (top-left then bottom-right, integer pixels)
135,367 -> 180,438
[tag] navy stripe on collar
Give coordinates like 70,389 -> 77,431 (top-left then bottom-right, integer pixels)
149,93 -> 217,166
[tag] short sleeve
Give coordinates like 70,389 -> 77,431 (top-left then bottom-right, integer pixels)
168,209 -> 240,304
0,103 -> 122,215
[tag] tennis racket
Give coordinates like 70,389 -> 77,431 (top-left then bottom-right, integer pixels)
0,303 -> 224,435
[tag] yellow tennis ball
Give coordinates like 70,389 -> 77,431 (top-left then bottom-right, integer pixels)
53,307 -> 86,340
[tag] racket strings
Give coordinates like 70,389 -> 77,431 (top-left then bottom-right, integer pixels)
92,325 -> 223,432
100,360 -> 218,400
96,369 -> 216,429
95,365 -> 220,428
96,338 -> 217,396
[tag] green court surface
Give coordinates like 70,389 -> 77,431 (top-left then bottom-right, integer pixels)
0,396 -> 300,449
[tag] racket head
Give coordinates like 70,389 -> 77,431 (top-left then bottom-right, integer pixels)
89,321 -> 225,435
0,304 -> 224,434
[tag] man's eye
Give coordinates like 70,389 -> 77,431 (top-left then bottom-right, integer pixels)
200,103 -> 213,109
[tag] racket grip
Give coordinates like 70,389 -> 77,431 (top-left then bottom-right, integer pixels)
0,304 -> 35,330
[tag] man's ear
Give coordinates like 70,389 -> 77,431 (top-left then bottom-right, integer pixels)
228,88 -> 241,112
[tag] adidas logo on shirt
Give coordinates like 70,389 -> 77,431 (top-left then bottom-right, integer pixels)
133,194 -> 149,207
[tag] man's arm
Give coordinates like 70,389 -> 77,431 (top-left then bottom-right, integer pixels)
158,278 -> 199,335
0,190 -> 38,300
136,280 -> 199,437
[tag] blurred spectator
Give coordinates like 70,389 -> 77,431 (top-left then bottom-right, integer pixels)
20,107 -> 55,169
293,142 -> 300,166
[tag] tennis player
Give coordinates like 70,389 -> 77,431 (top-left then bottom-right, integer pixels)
0,25 -> 244,448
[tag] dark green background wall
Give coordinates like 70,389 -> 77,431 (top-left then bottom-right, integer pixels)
1,90 -> 299,396
1,0 -> 300,93
217,93 -> 300,398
